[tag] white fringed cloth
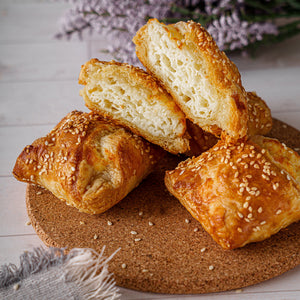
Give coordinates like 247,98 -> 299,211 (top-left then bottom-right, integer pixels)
0,247 -> 120,300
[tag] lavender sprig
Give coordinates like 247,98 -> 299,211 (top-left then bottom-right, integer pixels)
55,0 -> 300,64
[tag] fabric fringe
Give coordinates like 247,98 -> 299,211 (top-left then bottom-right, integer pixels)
0,246 -> 121,300
63,247 -> 121,299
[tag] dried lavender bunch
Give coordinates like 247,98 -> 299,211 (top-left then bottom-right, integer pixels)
55,0 -> 300,64
55,0 -> 173,64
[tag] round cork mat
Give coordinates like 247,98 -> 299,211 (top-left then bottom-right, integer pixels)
26,118 -> 300,294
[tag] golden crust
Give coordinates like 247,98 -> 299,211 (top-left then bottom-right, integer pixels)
185,119 -> 218,157
13,111 -> 165,214
165,135 -> 300,249
133,19 -> 249,139
79,58 -> 190,154
247,91 -> 272,136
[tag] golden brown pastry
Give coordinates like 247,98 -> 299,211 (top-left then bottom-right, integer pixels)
78,59 -> 190,154
133,19 -> 249,139
185,119 -> 218,157
247,91 -> 272,136
13,111 -> 165,214
165,135 -> 300,249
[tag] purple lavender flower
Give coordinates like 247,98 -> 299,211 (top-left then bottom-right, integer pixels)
207,10 -> 278,51
55,0 -> 172,64
55,0 -> 282,64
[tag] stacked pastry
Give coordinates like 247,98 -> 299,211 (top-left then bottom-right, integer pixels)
13,19 -> 300,250
133,19 -> 300,249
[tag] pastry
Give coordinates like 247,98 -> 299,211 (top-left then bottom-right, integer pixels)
247,91 -> 272,136
13,111 -> 165,214
133,19 -> 249,139
78,59 -> 190,154
165,135 -> 300,249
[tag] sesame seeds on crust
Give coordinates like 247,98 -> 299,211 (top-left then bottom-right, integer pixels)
165,135 -> 300,250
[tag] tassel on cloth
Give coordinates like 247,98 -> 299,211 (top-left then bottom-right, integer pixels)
0,246 -> 121,300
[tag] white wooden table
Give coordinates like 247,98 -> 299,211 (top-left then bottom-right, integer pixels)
0,1 -> 299,299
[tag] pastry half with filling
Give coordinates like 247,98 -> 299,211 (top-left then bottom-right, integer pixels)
165,135 -> 300,249
79,59 -> 190,154
133,19 -> 249,139
13,111 -> 165,214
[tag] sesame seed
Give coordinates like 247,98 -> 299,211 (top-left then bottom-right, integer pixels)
71,167 -> 75,172
276,209 -> 282,215
130,231 -> 137,235
93,234 -> 98,240
79,221 -> 85,225
121,263 -> 127,269
254,164 -> 260,169
200,247 -> 206,252
237,227 -> 243,233
148,221 -> 154,226
261,149 -> 266,154
194,228 -> 199,232
257,207 -> 263,213
243,202 -> 249,209
260,221 -> 266,225
25,221 -> 31,226
185,219 -> 190,224
142,269 -> 148,273
247,213 -> 253,219
134,238 -> 142,242
237,212 -> 244,219
13,283 -> 20,291
36,191 -> 42,195
107,221 -> 113,226
208,265 -> 214,271
138,211 -> 143,216
234,171 -> 239,178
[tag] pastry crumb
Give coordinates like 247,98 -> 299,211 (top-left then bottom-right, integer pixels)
235,289 -> 243,293
13,283 -> 20,291
25,221 -> 31,226
79,221 -> 85,225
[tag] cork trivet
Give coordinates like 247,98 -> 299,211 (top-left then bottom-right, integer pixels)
26,119 -> 300,294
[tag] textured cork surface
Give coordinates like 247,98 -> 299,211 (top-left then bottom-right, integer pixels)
26,119 -> 300,294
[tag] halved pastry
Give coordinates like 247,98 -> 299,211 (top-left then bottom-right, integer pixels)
78,59 -> 189,154
13,111 -> 164,214
165,135 -> 300,249
133,19 -> 249,139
